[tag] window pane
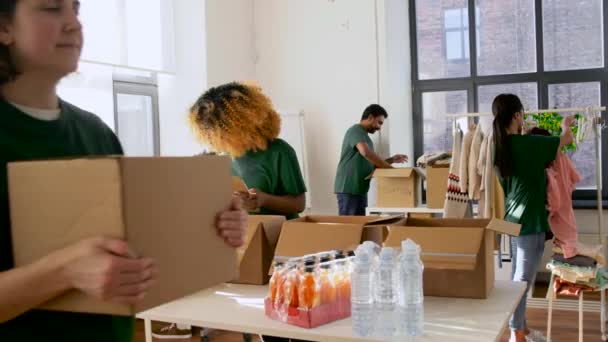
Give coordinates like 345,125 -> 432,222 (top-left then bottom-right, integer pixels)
80,0 -> 123,65
476,0 -> 536,75
116,94 -> 156,157
477,83 -> 538,113
548,82 -> 601,189
543,0 -> 604,71
416,0 -> 470,79
444,9 -> 462,29
446,31 -> 464,60
422,91 -> 469,153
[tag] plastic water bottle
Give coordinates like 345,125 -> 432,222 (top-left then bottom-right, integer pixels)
398,239 -> 424,337
374,247 -> 398,337
351,250 -> 374,337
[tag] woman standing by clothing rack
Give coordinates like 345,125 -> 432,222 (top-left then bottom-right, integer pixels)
492,94 -> 575,342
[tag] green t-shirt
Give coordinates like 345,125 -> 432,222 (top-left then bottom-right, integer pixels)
334,124 -> 374,195
232,139 -> 307,220
0,99 -> 134,341
500,134 -> 560,235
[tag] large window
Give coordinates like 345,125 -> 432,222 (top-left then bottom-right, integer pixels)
410,0 -> 608,205
79,0 -> 175,72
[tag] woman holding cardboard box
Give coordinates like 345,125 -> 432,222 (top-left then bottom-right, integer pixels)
492,94 -> 575,342
0,1 -> 247,341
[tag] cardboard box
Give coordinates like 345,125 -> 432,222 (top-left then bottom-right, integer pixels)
372,168 -> 417,208
273,215 -> 403,261
8,156 -> 238,315
384,218 -> 520,299
233,215 -> 284,285
425,165 -> 450,209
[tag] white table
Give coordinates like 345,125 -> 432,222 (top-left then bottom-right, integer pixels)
365,206 -> 445,216
137,280 -> 526,342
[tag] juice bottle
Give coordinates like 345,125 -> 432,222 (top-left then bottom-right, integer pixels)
299,264 -> 320,310
268,261 -> 285,305
285,265 -> 300,310
318,262 -> 336,305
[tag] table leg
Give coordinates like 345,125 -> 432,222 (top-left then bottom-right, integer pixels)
547,289 -> 554,342
579,292 -> 584,342
602,289 -> 607,341
144,319 -> 152,342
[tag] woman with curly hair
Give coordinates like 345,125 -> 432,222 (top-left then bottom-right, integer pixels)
189,82 -> 307,220
181,83 -> 307,342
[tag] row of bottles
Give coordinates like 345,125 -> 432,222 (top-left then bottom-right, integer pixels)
351,240 -> 424,338
268,250 -> 354,321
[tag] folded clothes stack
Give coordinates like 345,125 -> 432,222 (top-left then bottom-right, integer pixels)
416,152 -> 451,168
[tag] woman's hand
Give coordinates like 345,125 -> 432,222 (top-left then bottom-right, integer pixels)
216,197 -> 248,247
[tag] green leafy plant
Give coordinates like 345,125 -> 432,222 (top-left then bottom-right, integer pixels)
524,112 -> 582,152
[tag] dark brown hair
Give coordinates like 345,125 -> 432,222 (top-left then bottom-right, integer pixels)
492,94 -> 524,178
0,0 -> 19,84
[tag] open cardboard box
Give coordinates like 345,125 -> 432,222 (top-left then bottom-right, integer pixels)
425,164 -> 450,209
384,217 -> 520,299
232,215 -> 285,285
272,215 -> 404,265
8,156 -> 238,315
371,168 -> 418,208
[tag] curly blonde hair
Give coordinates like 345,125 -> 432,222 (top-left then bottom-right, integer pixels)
188,82 -> 281,157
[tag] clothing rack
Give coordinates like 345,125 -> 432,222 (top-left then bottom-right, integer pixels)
445,106 -> 607,118
446,106 -> 607,340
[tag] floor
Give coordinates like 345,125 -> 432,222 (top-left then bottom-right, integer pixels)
135,307 -> 603,342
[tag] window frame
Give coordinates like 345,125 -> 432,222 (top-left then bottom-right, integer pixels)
409,0 -> 608,208
112,77 -> 161,157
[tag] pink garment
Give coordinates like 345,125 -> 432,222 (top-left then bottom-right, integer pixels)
546,152 -> 582,258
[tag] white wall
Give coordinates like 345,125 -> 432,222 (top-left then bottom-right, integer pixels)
253,0 -> 413,214
254,0 -> 382,214
378,0 -> 414,159
205,0 -> 256,87
58,63 -> 115,129
157,0 -> 208,156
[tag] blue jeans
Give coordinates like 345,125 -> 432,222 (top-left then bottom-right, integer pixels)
336,193 -> 368,216
509,232 -> 546,331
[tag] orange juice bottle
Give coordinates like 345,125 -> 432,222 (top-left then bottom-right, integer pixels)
269,261 -> 285,305
284,266 -> 300,310
318,262 -> 336,305
274,265 -> 289,311
299,263 -> 320,310
334,254 -> 349,301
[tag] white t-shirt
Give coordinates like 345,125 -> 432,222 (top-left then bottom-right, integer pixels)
9,102 -> 61,121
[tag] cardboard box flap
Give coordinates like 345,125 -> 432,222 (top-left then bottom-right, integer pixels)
232,176 -> 249,193
385,226 -> 484,270
372,168 -> 414,178
274,222 -> 363,258
366,215 -> 406,226
294,215 -> 373,225
405,217 -> 490,228
120,156 -> 238,312
486,218 -> 521,236
248,215 -> 285,249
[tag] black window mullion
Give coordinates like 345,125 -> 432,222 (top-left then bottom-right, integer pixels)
535,0 -> 544,75
409,0 -> 419,83
468,0 -> 478,80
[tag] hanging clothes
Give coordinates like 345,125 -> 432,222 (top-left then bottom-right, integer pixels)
444,127 -> 469,217
468,124 -> 484,200
478,132 -> 505,219
478,134 -> 489,216
458,125 -> 476,194
546,152 -> 582,258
